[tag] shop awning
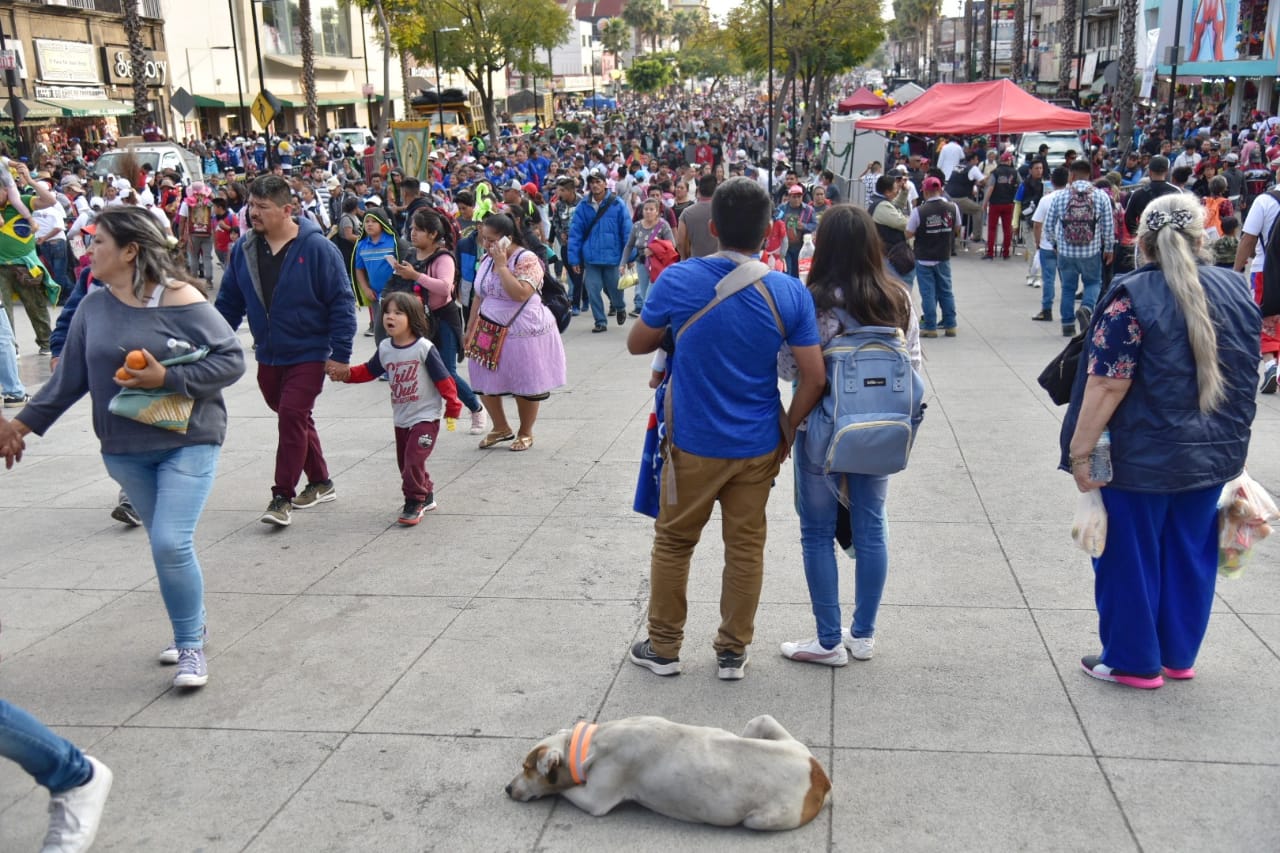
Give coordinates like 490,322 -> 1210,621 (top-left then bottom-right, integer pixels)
193,93 -> 246,109
37,98 -> 133,118
276,91 -> 390,107
1,99 -> 62,120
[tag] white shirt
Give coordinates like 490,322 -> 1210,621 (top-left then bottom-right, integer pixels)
1032,188 -> 1064,251
1243,191 -> 1280,273
32,202 -> 66,242
937,141 -> 965,179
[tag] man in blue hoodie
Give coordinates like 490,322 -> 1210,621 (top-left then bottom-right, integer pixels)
216,175 -> 356,527
568,169 -> 632,332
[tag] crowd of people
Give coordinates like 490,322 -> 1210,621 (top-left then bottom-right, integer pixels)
0,82 -> 1274,850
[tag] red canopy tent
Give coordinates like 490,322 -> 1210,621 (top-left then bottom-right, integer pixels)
854,79 -> 1091,135
837,87 -> 888,114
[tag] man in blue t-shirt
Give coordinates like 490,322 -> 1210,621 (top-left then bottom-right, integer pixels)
626,176 -> 826,682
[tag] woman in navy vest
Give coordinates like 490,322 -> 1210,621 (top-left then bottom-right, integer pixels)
1061,193 -> 1261,689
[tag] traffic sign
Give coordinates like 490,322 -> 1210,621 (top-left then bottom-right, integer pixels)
170,86 -> 195,118
0,50 -> 15,71
251,90 -> 279,129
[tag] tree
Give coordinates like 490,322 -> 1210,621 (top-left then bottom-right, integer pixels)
1012,0 -> 1025,82
622,0 -> 666,53
390,0 -> 571,150
599,17 -> 631,68
122,0 -> 148,127
671,10 -> 702,49
678,22 -> 741,95
627,54 -> 676,93
964,0 -> 974,80
300,0 -> 319,136
1116,0 -> 1138,150
1058,0 -> 1077,98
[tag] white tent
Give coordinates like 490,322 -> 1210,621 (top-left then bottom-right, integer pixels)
889,82 -> 926,104
827,115 -> 889,207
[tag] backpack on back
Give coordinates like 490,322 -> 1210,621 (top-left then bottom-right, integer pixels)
804,309 -> 925,477
1061,186 -> 1098,247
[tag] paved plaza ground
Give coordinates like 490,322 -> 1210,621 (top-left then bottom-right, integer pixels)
1,247 -> 1278,852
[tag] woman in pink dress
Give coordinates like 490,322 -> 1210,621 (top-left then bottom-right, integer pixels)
466,212 -> 567,451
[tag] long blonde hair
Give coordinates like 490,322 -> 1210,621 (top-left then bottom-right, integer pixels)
1135,194 -> 1224,413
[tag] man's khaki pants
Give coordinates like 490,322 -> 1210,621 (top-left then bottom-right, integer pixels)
0,265 -> 51,350
647,445 -> 782,659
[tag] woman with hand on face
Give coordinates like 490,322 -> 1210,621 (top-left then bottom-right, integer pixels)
8,205 -> 245,690
465,213 -> 566,451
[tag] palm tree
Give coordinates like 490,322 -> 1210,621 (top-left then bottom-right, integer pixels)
1116,0 -> 1137,151
671,9 -> 702,49
300,0 -> 319,136
964,0 -> 974,81
600,17 -> 631,68
622,0 -> 664,54
123,0 -> 149,128
1058,0 -> 1077,98
1012,0 -> 1025,82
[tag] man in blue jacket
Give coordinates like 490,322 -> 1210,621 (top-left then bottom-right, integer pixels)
568,169 -> 633,332
216,175 -> 356,527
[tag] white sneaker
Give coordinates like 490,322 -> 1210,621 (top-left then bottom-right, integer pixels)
780,637 -> 848,667
469,408 -> 488,435
41,755 -> 113,853
842,628 -> 875,661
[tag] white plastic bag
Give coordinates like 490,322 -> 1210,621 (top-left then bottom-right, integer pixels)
1071,490 -> 1107,558
1217,472 -> 1278,578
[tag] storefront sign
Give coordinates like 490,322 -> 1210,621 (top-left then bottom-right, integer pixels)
35,84 -> 108,100
0,42 -> 28,80
102,47 -> 168,88
33,39 -> 100,85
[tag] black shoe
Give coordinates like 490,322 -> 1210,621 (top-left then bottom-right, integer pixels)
716,650 -> 749,681
37,346 -> 51,356
111,500 -> 142,527
397,498 -> 435,526
981,254 -> 994,260
592,324 -> 607,333
1031,310 -> 1053,322
629,639 -> 681,676
1062,326 -> 1076,337
628,309 -> 641,318
2,392 -> 28,407
615,307 -> 626,325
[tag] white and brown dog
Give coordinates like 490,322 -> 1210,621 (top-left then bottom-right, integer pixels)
506,715 -> 831,830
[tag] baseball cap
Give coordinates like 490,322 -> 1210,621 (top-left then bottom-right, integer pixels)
999,151 -> 1013,162
522,182 -> 539,196
506,179 -> 522,191
787,184 -> 804,195
892,164 -> 908,175
922,176 -> 943,192
1225,152 -> 1239,163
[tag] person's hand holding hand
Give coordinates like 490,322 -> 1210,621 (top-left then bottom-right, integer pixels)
324,359 -> 348,381
0,417 -> 25,469
114,349 -> 166,390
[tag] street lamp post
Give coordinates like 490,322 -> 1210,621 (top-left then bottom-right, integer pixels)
433,27 -> 459,148
1166,0 -> 1185,140
768,0 -> 774,197
225,0 -> 249,131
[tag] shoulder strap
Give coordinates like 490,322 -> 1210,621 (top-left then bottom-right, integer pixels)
580,194 -> 615,246
674,254 -> 771,343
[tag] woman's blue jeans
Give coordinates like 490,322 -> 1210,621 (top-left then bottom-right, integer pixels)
793,429 -> 890,647
433,317 -> 480,413
0,700 -> 90,793
101,443 -> 219,648
0,304 -> 23,396
632,262 -> 650,313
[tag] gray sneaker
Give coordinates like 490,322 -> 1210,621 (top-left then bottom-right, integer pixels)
159,625 -> 208,665
716,650 -> 749,681
260,495 -> 292,526
173,648 -> 208,688
110,499 -> 141,528
42,755 -> 113,853
293,480 -> 336,508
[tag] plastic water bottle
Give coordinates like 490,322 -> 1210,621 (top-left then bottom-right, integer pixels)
797,233 -> 815,284
1089,429 -> 1112,483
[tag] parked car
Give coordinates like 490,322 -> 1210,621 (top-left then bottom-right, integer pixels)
90,143 -> 203,186
1016,131 -> 1084,168
330,127 -> 375,150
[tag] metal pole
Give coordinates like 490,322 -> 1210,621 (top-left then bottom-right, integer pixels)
0,19 -> 22,157
768,0 -> 774,198
1166,0 -> 1184,140
433,29 -> 444,148
547,47 -> 555,126
1025,0 -> 1035,82
248,0 -> 266,94
360,11 -> 373,129
227,0 -> 248,132
1074,1 -> 1085,102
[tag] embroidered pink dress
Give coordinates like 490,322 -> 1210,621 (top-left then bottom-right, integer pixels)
467,249 -> 567,395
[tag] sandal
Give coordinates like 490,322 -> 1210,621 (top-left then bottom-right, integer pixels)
479,430 -> 515,449
509,435 -> 534,452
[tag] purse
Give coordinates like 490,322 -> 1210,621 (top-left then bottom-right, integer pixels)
464,300 -> 531,370
1037,330 -> 1086,405
885,240 -> 916,275
108,346 -> 211,433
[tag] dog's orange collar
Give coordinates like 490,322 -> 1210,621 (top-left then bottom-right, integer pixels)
567,721 -> 597,785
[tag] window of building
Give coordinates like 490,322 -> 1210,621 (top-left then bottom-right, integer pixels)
260,0 -> 352,58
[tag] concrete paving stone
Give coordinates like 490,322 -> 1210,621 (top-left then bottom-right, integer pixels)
0,588 -> 125,658
0,507 -> 120,571
602,602 -> 835,749
994,521 -> 1102,611
311,514 -> 545,598
0,452 -> 114,505
830,605 -> 1089,755
0,591 -> 286,726
830,750 -> 1135,853
884,462 -> 988,523
130,594 -> 461,731
359,598 -> 642,739
967,469 -> 1078,524
1100,758 -> 1280,852
198,521 -> 383,595
1035,609 -> 1280,763
0,727 -> 342,853
247,733 -> 549,853
0,725 -> 113,820
556,459 -> 655,518
1239,612 -> 1280,657
435,455 -> 595,516
479,514 -> 652,601
875,520 -> 1025,609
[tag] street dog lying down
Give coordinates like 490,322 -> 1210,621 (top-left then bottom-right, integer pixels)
506,715 -> 831,830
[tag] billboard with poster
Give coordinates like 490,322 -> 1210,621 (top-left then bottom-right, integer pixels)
1154,0 -> 1277,76
1184,0 -> 1240,63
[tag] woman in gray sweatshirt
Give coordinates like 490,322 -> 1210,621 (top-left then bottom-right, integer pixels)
11,206 -> 245,690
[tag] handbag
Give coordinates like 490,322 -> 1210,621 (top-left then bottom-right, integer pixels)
1037,330 -> 1086,406
108,346 -> 210,433
463,294 -> 532,370
885,240 -> 916,275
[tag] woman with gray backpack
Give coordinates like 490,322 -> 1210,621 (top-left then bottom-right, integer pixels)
777,204 -> 923,666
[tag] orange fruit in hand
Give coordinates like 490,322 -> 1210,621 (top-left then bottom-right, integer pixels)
115,367 -> 132,381
125,350 -> 146,369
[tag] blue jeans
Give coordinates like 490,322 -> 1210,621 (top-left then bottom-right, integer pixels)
101,443 -> 220,648
0,303 -> 23,396
38,239 -> 70,292
792,429 -> 890,646
915,261 -> 956,331
785,248 -> 800,278
632,261 -> 650,313
583,263 -> 623,326
1056,253 -> 1102,329
0,701 -> 90,793
1039,248 -> 1059,312
433,316 -> 480,413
